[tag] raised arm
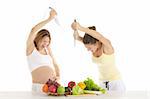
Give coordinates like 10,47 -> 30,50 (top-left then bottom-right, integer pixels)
71,22 -> 114,54
73,30 -> 83,42
26,9 -> 57,55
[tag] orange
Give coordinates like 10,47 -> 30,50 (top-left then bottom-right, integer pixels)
42,84 -> 49,93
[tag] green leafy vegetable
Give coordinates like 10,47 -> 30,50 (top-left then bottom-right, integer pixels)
84,78 -> 106,93
72,85 -> 84,95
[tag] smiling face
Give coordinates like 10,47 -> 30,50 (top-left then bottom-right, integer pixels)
38,36 -> 50,48
34,29 -> 51,50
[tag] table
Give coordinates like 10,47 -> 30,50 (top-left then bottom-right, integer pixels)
0,91 -> 149,99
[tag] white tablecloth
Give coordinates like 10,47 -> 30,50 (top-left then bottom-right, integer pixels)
0,91 -> 149,99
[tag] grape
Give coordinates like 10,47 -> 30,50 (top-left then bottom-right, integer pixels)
54,82 -> 60,88
46,79 -> 53,86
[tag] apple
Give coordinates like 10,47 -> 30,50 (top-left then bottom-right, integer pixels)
49,85 -> 57,93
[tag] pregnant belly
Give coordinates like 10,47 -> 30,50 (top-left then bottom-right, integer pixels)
31,66 -> 56,84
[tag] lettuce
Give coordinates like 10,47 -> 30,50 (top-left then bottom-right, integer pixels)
84,78 -> 106,93
72,85 -> 84,95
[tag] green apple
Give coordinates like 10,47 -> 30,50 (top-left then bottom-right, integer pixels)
57,86 -> 65,94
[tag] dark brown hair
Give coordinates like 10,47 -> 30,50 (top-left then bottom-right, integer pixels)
34,29 -> 51,49
83,26 -> 99,44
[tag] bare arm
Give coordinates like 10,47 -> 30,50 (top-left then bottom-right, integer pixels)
48,47 -> 60,78
73,30 -> 83,42
26,9 -> 57,55
79,26 -> 111,46
52,57 -> 60,82
72,22 -> 114,54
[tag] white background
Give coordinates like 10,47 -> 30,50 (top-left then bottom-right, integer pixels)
0,0 -> 150,91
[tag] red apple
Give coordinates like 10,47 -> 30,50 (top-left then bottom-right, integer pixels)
49,85 -> 57,93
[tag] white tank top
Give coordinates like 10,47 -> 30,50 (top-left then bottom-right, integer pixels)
27,48 -> 54,72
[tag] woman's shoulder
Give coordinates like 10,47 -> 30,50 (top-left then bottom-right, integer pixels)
102,44 -> 114,55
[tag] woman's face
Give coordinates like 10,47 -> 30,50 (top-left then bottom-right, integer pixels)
84,42 -> 99,53
38,36 -> 50,48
